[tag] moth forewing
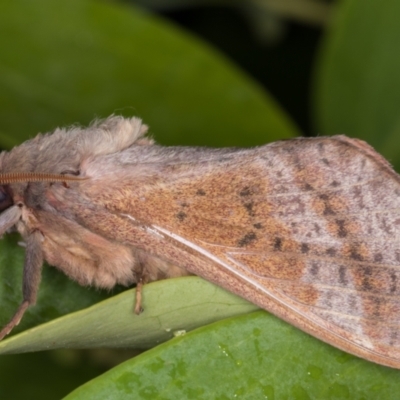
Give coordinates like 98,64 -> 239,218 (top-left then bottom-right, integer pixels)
0,116 -> 399,370
74,131 -> 400,369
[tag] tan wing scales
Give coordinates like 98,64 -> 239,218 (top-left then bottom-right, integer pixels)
61,134 -> 400,368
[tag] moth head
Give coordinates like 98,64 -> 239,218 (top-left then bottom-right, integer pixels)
0,172 -> 86,235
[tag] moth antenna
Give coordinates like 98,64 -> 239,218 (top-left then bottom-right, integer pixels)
0,172 -> 87,185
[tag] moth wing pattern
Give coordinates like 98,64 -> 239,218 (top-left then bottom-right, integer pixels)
58,129 -> 400,369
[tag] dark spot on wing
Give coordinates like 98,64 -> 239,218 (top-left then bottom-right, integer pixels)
253,223 -> 263,229
326,247 -> 337,257
310,262 -> 319,276
323,205 -> 335,216
335,219 -> 347,238
303,183 -> 313,191
244,202 -> 255,217
390,273 -> 397,294
196,189 -> 206,196
390,330 -> 398,346
330,181 -> 340,187
301,243 -> 309,254
362,266 -> 372,276
380,217 -> 393,234
321,158 -> 330,165
350,246 -> 363,261
238,232 -> 257,247
240,187 -> 251,197
176,212 -> 187,222
373,253 -> 383,262
274,237 -> 282,251
319,193 -> 335,216
372,297 -> 382,318
352,186 -> 365,210
338,265 -> 348,285
361,266 -> 373,291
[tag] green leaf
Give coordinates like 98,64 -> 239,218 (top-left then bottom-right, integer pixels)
314,0 -> 400,170
0,277 -> 257,354
64,311 -> 400,400
0,0 -> 298,149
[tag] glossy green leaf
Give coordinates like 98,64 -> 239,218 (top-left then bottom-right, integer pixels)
314,0 -> 400,170
0,0 -> 298,149
64,311 -> 400,400
0,277 -> 257,354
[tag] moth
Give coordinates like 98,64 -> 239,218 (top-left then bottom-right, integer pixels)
0,116 -> 399,369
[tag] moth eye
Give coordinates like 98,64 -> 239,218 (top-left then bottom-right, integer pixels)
0,186 -> 13,212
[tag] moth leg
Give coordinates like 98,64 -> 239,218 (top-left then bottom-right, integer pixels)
134,264 -> 150,315
134,279 -> 144,315
0,231 -> 43,340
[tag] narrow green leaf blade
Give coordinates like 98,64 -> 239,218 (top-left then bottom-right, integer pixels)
0,277 -> 257,353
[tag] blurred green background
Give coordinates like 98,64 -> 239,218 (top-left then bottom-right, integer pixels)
1,0 -> 400,398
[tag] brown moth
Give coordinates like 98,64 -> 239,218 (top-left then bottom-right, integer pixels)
0,116 -> 399,369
